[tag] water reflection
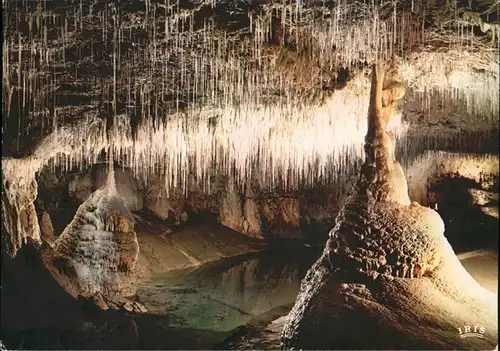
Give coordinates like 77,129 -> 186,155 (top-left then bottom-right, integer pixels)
137,248 -> 321,333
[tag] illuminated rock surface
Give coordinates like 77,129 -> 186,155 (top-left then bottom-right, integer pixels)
2,0 -> 499,256
48,173 -> 140,299
281,63 -> 498,350
0,1 -> 498,349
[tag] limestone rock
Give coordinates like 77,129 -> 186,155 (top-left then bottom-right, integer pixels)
219,179 -> 244,232
481,206 -> 499,219
179,211 -> 189,222
68,173 -> 93,203
122,300 -> 148,314
406,152 -> 499,206
95,167 -> 143,212
144,176 -> 187,221
40,211 -> 55,242
123,301 -> 135,312
1,158 -> 42,256
133,301 -> 148,313
148,193 -> 176,220
93,294 -> 110,311
68,165 -> 143,212
469,188 -> 499,206
242,187 -> 264,238
469,188 -> 499,219
282,63 -> 498,350
280,198 -> 300,227
92,292 -> 148,314
51,186 -> 140,299
147,192 -> 186,222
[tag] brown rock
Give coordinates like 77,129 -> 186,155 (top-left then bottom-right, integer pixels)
94,295 -> 110,311
40,211 -> 55,242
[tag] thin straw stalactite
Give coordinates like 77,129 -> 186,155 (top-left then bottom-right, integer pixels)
1,0 -> 499,195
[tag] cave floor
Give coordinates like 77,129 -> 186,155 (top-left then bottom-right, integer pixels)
459,250 -> 498,295
133,213 -> 268,278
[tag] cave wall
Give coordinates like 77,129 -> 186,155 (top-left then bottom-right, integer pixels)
32,150 -> 499,247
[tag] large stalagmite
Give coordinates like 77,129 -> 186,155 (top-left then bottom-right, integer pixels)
281,62 -> 498,350
42,165 -> 140,300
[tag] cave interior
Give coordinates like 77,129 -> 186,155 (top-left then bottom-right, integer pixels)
1,0 -> 499,350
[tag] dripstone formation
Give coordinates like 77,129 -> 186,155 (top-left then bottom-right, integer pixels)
281,62 -> 498,350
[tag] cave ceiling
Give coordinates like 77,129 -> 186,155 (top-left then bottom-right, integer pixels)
1,0 -> 499,190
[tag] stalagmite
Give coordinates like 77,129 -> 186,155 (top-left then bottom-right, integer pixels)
1,116 -> 107,256
46,154 -> 140,300
0,2 -> 498,349
281,62 -> 498,350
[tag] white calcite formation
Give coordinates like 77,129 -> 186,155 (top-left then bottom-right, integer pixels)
50,171 -> 139,298
406,151 -> 499,206
2,158 -> 42,256
68,164 -> 144,212
3,0 -> 499,208
281,62 -> 498,350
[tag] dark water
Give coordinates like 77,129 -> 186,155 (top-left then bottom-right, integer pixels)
134,243 -> 498,350
136,248 -> 321,349
2,243 -> 495,350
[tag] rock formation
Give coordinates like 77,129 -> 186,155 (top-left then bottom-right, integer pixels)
45,169 -> 140,300
1,158 -> 42,256
40,211 -> 55,242
281,62 -> 498,350
69,165 -> 144,212
1,1 -> 498,348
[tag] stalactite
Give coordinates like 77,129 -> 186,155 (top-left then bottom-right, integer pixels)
1,0 -> 498,196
